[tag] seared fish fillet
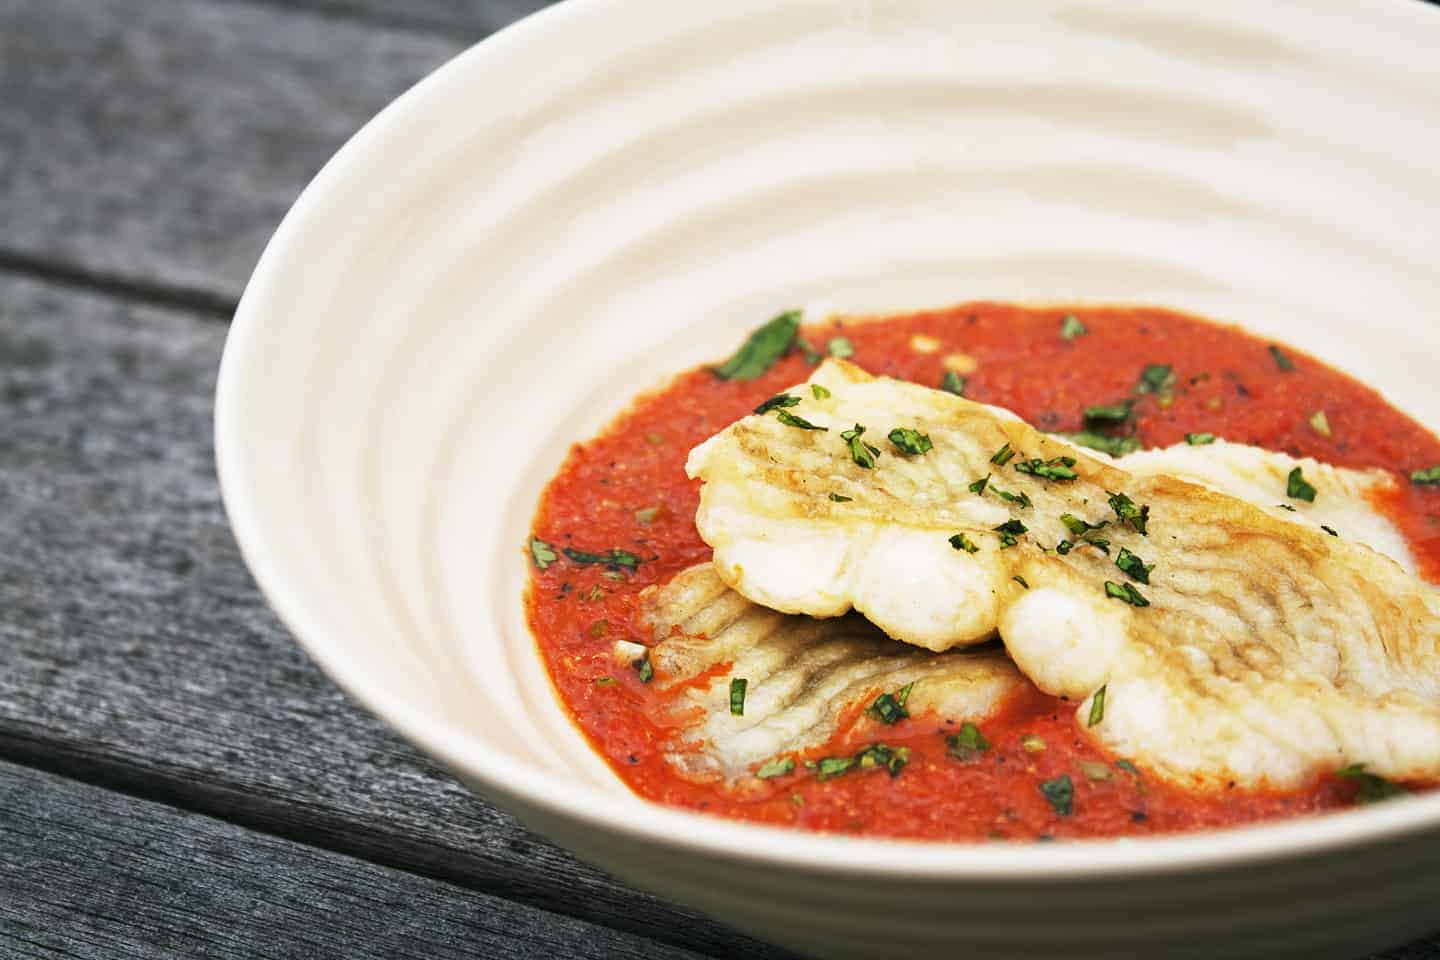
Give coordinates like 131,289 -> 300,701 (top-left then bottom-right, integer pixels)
624,563 -> 1022,782
688,359 -> 1440,787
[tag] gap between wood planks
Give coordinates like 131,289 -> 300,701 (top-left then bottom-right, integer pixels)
0,248 -> 238,322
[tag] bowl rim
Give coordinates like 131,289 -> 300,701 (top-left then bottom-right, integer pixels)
215,0 -> 1440,882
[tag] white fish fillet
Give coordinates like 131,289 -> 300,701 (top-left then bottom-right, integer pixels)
687,359 -> 1440,787
625,563 -> 1022,782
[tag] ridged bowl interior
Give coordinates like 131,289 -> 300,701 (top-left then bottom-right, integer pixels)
217,1 -> 1440,956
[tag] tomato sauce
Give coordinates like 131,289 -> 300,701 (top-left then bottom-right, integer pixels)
525,303 -> 1440,841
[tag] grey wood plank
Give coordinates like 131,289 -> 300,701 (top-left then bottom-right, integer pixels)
214,0 -> 556,37
0,271 -> 798,960
0,760 -> 705,960
0,0 -> 465,303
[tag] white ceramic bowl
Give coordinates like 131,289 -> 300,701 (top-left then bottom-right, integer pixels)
216,1 -> 1440,956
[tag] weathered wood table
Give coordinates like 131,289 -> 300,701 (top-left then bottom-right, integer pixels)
1,2 -> 1436,957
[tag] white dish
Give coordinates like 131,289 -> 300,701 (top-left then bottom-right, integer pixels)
216,1 -> 1440,956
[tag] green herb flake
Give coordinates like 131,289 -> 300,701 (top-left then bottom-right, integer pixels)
1185,432 -> 1216,446
1411,466 -> 1440,486
888,427 -> 934,456
1114,547 -> 1154,585
594,676 -> 616,688
994,519 -> 1028,549
1060,513 -> 1108,537
713,310 -> 800,380
811,383 -> 832,400
795,335 -> 822,365
635,656 -> 654,684
815,756 -> 856,781
1015,456 -> 1079,482
1136,364 -> 1176,396
1287,466 -> 1318,503
1335,764 -> 1408,805
993,487 -> 1033,510
1277,503 -> 1297,512
754,393 -> 801,415
1040,774 -> 1074,816
563,546 -> 642,570
1060,314 -> 1088,340
1105,580 -> 1150,607
1083,401 -> 1132,425
529,537 -> 558,570
1309,410 -> 1332,438
1088,685 -> 1107,727
828,492 -> 853,503
946,722 -> 991,761
827,336 -> 855,359
841,424 -> 880,469
1057,431 -> 1142,456
1115,759 -> 1141,776
1107,491 -> 1151,535
855,743 -> 910,778
1056,539 -> 1074,555
949,532 -> 981,554
941,371 -> 968,396
968,475 -> 990,495
756,756 -> 795,780
1269,344 -> 1296,372
729,677 -> 748,716
1079,760 -> 1112,782
1084,538 -> 1112,555
990,443 -> 1016,466
1321,524 -> 1339,537
1012,575 -> 1030,589
775,409 -> 828,431
867,682 -> 914,725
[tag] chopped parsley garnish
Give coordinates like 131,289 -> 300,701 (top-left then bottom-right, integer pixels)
1085,538 -> 1112,555
1088,685 -> 1107,727
828,492 -> 853,502
1107,491 -> 1150,535
941,371 -> 967,396
1412,466 -> 1440,486
888,427 -> 934,456
1015,456 -> 1079,481
795,336 -> 822,365
635,655 -> 654,684
1057,431 -> 1141,456
1040,774 -> 1074,816
729,678 -> 747,716
1277,503 -> 1297,512
994,519 -> 1027,548
946,722 -> 991,760
1083,401 -> 1132,424
990,443 -> 1016,466
993,487 -> 1033,509
713,310 -> 800,380
1012,575 -> 1030,589
1335,764 -> 1408,804
594,676 -> 615,687
1105,580 -> 1150,607
855,743 -> 910,778
867,682 -> 914,725
563,546 -> 642,570
1309,410 -> 1332,438
1060,513 -> 1108,537
841,424 -> 880,468
1269,344 -> 1296,372
1185,432 -> 1216,446
1287,466 -> 1317,503
1056,539 -> 1074,555
776,409 -> 827,431
811,383 -> 832,400
754,393 -> 800,415
815,756 -> 856,781
968,475 -> 990,495
949,532 -> 980,554
756,756 -> 795,780
529,537 -> 558,570
1060,314 -> 1088,340
1136,363 -> 1176,396
1321,524 -> 1339,537
1114,547 -> 1154,584
1115,759 -> 1141,777
827,336 -> 855,359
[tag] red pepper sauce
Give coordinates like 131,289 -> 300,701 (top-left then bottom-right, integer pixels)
525,303 -> 1440,841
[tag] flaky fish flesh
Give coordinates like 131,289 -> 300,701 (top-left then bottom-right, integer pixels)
687,359 -> 1440,787
623,563 -> 1022,782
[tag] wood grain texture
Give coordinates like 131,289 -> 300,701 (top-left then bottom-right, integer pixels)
216,0 -> 557,37
0,272 -> 797,960
0,760 -> 706,960
0,0 -> 463,302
